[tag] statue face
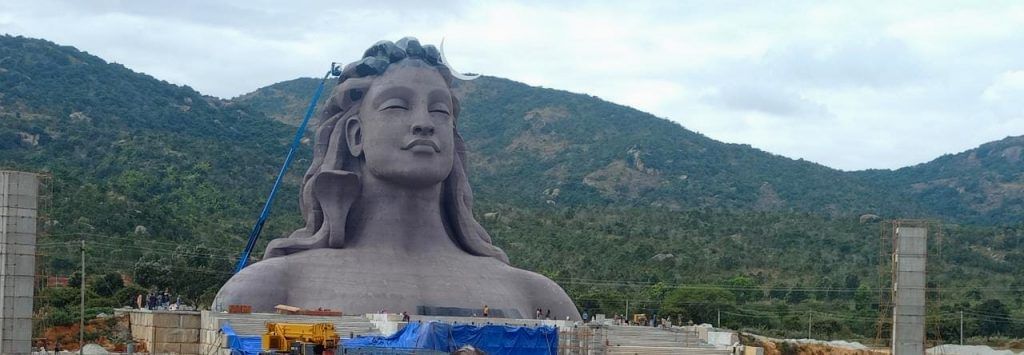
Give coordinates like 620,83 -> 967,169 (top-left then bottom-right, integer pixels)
353,61 -> 455,188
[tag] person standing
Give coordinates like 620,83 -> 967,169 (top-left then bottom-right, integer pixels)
482,305 -> 490,317
582,310 -> 589,323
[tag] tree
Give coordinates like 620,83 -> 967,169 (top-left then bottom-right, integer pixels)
785,285 -> 808,305
89,272 -> 124,298
642,282 -> 671,303
131,245 -> 232,307
661,286 -> 735,325
114,284 -> 148,307
724,275 -> 758,304
854,284 -> 874,311
974,299 -> 1009,337
132,256 -> 172,290
68,271 -> 82,289
813,319 -> 843,338
966,287 -> 984,301
844,274 -> 860,290
38,287 -> 78,309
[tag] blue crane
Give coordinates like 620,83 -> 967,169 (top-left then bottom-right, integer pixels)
234,63 -> 340,273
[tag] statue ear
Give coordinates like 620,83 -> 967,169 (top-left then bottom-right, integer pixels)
345,116 -> 363,157
312,170 -> 359,248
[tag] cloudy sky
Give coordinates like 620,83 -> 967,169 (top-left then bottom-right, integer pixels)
2,1 -> 1023,171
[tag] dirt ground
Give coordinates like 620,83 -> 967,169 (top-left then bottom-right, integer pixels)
743,333 -> 888,355
38,317 -> 135,352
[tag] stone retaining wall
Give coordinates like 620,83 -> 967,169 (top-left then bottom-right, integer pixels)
118,309 -> 202,355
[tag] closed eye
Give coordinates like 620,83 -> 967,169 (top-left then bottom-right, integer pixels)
429,103 -> 451,116
378,98 -> 408,111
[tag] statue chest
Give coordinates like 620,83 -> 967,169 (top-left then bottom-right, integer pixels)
280,250 -> 534,318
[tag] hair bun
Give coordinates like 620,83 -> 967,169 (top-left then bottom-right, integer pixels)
363,40 -> 408,63
396,37 -> 425,58
339,37 -> 454,82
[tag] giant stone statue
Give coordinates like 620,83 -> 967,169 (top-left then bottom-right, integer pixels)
215,37 -> 580,320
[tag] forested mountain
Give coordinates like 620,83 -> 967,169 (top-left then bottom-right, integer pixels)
855,136 -> 1024,223
238,77 -> 1024,225
0,35 -> 304,307
0,34 -> 313,240
5,35 -> 1024,342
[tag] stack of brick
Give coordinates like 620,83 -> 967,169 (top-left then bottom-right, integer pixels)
128,310 -> 201,354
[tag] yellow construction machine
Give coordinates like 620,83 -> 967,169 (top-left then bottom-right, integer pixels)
262,322 -> 340,355
632,313 -> 648,325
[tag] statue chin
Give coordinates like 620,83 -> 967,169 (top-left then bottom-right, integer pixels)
364,165 -> 451,190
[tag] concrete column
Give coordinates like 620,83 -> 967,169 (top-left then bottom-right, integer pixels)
892,226 -> 926,355
0,171 -> 39,354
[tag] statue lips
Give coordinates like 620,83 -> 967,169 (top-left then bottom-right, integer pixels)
401,138 -> 441,153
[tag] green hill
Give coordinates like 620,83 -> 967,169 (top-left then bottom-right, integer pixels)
0,35 -> 306,306
856,136 -> 1024,223
238,76 -> 1024,225
6,35 -> 1024,341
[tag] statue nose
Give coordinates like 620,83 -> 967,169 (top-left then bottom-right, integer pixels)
412,124 -> 435,136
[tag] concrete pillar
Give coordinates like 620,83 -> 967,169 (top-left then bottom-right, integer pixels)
0,170 -> 39,354
892,226 -> 926,355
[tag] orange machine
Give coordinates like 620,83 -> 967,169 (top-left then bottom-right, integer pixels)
262,322 -> 340,355
632,313 -> 648,325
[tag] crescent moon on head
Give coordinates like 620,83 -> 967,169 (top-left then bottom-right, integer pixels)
440,38 -> 481,81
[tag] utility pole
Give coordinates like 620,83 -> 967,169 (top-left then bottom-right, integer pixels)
717,309 -> 721,328
807,311 -> 812,339
960,310 -> 964,345
80,239 -> 85,355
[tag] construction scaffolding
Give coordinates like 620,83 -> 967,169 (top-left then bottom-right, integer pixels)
558,324 -> 605,355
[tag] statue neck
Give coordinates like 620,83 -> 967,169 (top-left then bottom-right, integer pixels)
345,174 -> 460,254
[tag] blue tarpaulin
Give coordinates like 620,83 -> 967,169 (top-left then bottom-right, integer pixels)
220,322 -> 263,355
343,321 -> 558,355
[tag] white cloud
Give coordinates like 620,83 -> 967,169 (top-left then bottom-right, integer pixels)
983,71 -> 1024,103
702,83 -> 831,118
978,71 -> 1024,130
1,0 -> 1023,171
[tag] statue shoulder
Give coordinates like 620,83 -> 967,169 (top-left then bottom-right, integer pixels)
514,268 -> 564,297
213,257 -> 290,312
511,267 -> 582,321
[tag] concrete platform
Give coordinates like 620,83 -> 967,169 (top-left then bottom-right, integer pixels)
116,308 -> 732,354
